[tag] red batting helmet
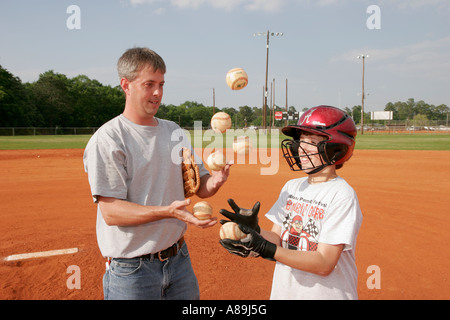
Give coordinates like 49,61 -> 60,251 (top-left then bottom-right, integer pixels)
281,105 -> 357,173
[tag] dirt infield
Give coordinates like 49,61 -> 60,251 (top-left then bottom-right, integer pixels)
0,148 -> 449,300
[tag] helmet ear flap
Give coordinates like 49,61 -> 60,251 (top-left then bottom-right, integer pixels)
289,140 -> 302,170
323,143 -> 349,165
317,142 -> 329,163
290,140 -> 302,170
281,139 -> 302,171
290,140 -> 300,156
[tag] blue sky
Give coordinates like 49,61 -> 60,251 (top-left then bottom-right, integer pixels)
1,0 -> 449,112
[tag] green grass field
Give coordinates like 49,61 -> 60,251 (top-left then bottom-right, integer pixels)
0,132 -> 449,151
0,135 -> 92,150
354,133 -> 450,150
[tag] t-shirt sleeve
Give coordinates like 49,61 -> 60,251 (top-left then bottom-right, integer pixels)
83,132 -> 128,203
265,182 -> 290,226
318,189 -> 362,251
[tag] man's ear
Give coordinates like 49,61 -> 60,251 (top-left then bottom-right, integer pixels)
120,78 -> 130,95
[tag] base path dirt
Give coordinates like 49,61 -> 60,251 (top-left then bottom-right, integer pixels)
0,148 -> 449,300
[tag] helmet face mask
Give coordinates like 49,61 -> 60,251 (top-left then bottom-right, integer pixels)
281,105 -> 356,174
281,135 -> 329,174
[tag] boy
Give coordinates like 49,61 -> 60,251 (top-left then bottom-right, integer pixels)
220,105 -> 363,299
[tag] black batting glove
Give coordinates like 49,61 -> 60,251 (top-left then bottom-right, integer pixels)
219,199 -> 261,233
219,238 -> 254,258
219,224 -> 277,261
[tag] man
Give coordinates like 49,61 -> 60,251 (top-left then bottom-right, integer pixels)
84,47 -> 231,299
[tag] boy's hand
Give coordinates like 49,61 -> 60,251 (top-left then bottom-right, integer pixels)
219,224 -> 276,261
219,199 -> 261,233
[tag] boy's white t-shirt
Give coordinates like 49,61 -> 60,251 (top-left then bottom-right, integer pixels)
83,115 -> 209,258
265,176 -> 362,300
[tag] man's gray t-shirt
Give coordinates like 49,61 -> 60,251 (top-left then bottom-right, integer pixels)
83,114 -> 208,258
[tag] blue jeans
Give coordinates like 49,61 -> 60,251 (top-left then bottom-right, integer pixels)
103,242 -> 200,300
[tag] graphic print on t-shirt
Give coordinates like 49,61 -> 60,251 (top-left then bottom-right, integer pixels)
280,194 -> 324,252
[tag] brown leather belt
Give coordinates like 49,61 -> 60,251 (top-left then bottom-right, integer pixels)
137,237 -> 185,262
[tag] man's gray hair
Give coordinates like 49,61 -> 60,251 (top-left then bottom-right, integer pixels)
117,47 -> 166,81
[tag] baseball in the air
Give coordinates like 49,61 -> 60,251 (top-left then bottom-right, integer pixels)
206,151 -> 226,171
226,68 -> 248,90
193,201 -> 213,220
233,136 -> 251,155
211,112 -> 232,133
219,222 -> 247,240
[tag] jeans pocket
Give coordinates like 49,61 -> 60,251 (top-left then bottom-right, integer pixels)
179,242 -> 189,258
110,258 -> 142,276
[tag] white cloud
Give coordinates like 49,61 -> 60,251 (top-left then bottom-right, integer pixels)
128,0 -> 285,12
331,36 -> 450,80
152,7 -> 166,15
127,0 -> 167,14
381,0 -> 450,10
339,36 -> 450,62
170,0 -> 206,9
316,0 -> 340,6
294,0 -> 450,10
210,0 -> 249,12
244,0 -> 285,12
128,0 -> 450,12
129,0 -> 163,6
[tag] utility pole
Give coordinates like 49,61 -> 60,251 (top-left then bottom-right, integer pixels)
253,30 -> 283,131
285,78 -> 288,127
212,88 -> 215,114
357,54 -> 369,134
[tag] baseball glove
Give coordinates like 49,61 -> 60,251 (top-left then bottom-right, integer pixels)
182,147 -> 200,198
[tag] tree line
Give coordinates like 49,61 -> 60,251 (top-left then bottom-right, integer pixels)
0,66 -> 124,127
1,65 -> 448,128
344,99 -> 449,126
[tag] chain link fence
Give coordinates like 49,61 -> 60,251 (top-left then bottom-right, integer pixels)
0,127 -> 99,136
361,119 -> 450,134
1,120 -> 449,136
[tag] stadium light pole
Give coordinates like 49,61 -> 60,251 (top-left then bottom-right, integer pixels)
253,30 -> 283,131
357,54 -> 369,135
